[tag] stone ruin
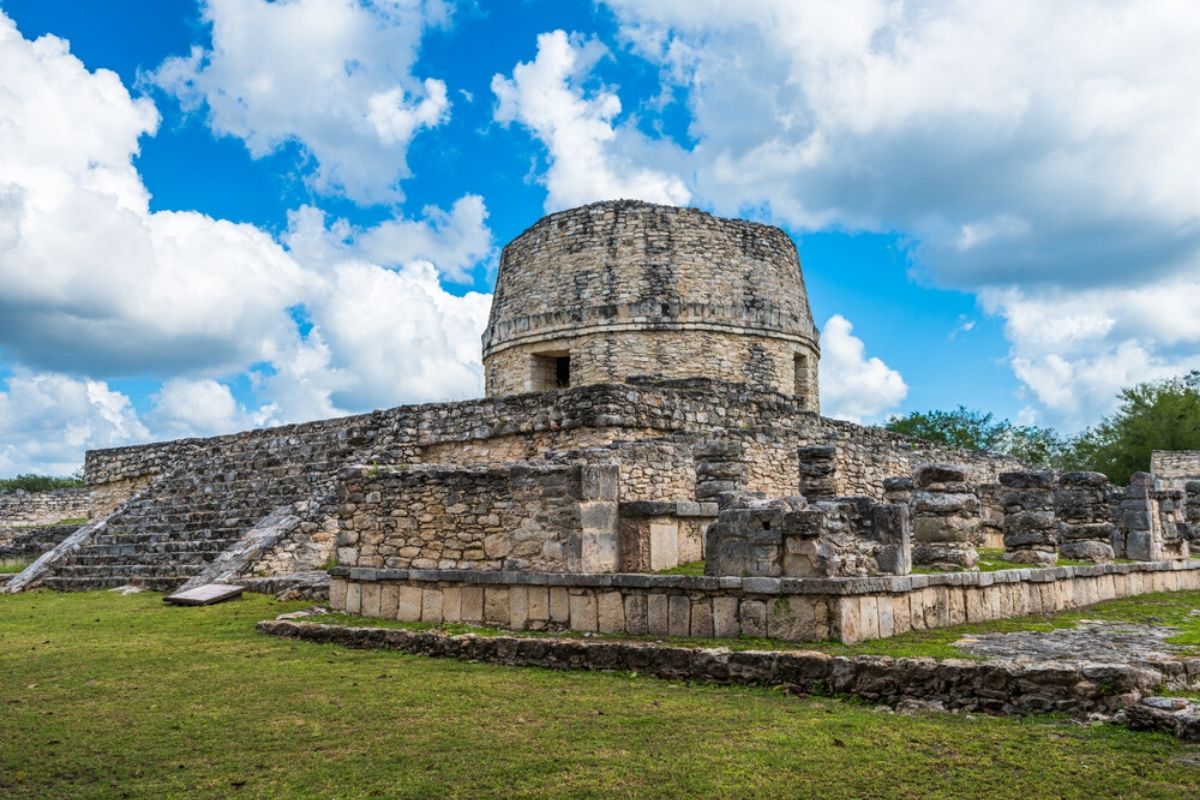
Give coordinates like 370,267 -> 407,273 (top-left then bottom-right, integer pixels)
3,201 -> 1198,644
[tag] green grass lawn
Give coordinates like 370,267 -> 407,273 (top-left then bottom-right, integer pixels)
2,592 -> 1200,799
310,589 -> 1200,661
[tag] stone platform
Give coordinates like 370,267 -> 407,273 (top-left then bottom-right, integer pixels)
329,559 -> 1200,644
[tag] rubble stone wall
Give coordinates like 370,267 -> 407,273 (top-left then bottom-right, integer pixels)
0,489 -> 91,526
336,462 -> 620,574
1151,451 -> 1200,483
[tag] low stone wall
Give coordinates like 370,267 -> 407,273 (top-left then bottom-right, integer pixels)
329,560 -> 1200,645
258,619 -> 1171,718
337,461 -> 620,573
0,489 -> 90,526
0,523 -> 80,565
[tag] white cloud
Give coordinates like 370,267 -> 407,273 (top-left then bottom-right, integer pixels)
149,0 -> 451,204
146,378 -> 260,440
0,371 -> 149,475
0,13 -> 311,377
0,11 -> 494,474
492,30 -> 691,211
285,195 -> 494,283
818,314 -> 907,423
592,0 -> 1200,425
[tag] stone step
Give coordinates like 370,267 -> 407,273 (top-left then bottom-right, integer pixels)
64,550 -> 225,566
90,533 -> 240,548
42,575 -> 188,592
53,563 -> 204,578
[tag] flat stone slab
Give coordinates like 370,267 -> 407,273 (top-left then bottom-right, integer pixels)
955,620 -> 1186,665
164,583 -> 244,606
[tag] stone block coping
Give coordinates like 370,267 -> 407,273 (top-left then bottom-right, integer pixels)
329,559 -> 1200,597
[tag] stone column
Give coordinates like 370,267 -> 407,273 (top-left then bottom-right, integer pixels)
798,445 -> 838,500
910,464 -> 980,570
694,440 -> 749,504
1185,481 -> 1200,544
1000,471 -> 1057,567
1055,471 -> 1116,563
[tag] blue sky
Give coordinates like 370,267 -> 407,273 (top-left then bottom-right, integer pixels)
2,0 -> 1198,474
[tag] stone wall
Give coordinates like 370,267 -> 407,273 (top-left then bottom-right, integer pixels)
336,462 -> 619,574
0,489 -> 90,526
484,330 -> 818,403
705,495 -> 910,578
330,560 -> 1200,644
0,523 -> 79,566
1152,451 -> 1200,484
482,201 -> 820,407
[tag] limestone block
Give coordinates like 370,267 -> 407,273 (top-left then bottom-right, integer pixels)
569,592 -> 598,632
668,595 -> 691,637
509,586 -> 529,630
379,584 -> 400,619
835,597 -> 861,644
329,578 -> 347,611
460,585 -> 484,623
441,586 -> 462,623
649,522 -> 680,571
527,587 -> 550,623
421,588 -> 444,623
890,595 -> 912,636
647,593 -> 670,635
859,595 -> 880,641
712,596 -> 739,638
549,586 -> 570,623
690,598 -> 715,637
484,587 -> 510,625
344,582 -> 361,615
360,584 -> 381,618
739,599 -> 767,638
624,593 -> 648,635
597,591 -> 625,633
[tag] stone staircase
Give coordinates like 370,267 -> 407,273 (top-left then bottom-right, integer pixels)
39,439 -> 350,592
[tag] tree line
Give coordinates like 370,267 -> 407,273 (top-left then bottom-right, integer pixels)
885,371 -> 1200,485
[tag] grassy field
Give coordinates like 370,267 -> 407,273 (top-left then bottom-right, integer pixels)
2,591 -> 1200,799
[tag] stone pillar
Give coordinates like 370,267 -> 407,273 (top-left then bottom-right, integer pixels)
1185,481 -> 1200,544
882,477 -> 913,505
1122,473 -> 1190,561
1000,471 -> 1057,567
798,445 -> 838,500
870,503 -> 911,576
694,440 -> 749,504
1055,471 -> 1116,562
910,464 -> 980,570
577,463 -> 620,572
978,484 -> 1005,549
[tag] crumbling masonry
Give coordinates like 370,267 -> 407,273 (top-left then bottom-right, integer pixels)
4,202 -> 1198,643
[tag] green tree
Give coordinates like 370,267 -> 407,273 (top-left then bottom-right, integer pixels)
884,406 -> 1065,467
0,472 -> 85,493
1062,371 -> 1200,484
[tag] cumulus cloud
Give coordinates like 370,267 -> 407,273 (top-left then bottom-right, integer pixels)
0,11 -> 493,473
0,13 -> 310,377
492,30 -> 691,210
593,0 -> 1200,423
149,0 -> 451,204
0,371 -> 149,475
818,315 -> 908,423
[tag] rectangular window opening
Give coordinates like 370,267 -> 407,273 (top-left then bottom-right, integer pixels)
531,350 -> 571,391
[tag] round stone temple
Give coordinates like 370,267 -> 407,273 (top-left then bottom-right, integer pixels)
482,200 -> 821,410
